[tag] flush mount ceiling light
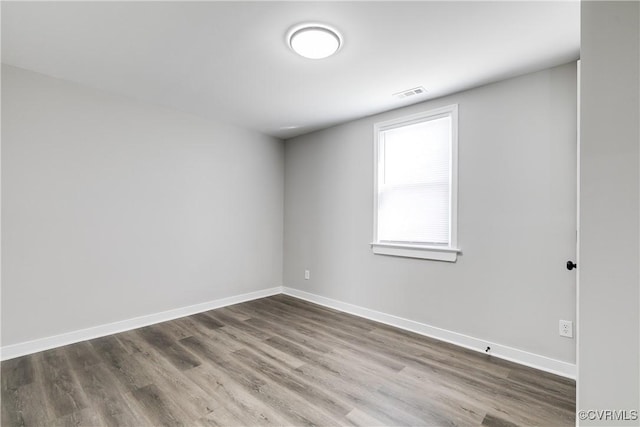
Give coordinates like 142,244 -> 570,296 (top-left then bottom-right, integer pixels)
287,24 -> 342,59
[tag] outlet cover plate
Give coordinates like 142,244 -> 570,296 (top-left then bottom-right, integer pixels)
559,320 -> 573,338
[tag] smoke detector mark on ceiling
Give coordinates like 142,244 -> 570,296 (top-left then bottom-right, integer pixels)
393,86 -> 427,99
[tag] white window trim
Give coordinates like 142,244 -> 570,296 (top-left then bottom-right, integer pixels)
371,104 -> 460,262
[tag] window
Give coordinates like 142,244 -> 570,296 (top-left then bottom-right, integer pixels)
372,104 -> 459,262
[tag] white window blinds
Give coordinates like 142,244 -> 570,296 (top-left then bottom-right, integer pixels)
376,114 -> 453,246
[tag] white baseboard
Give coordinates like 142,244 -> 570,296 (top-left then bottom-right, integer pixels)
282,287 -> 576,380
1,285 -> 577,380
0,286 -> 283,361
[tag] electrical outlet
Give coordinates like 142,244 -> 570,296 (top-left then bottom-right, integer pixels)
559,320 -> 573,338
304,270 -> 310,280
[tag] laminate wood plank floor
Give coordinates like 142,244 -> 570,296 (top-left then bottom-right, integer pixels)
1,295 -> 576,426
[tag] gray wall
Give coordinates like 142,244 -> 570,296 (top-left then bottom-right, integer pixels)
1,65 -> 284,346
579,2 -> 640,423
284,62 -> 578,364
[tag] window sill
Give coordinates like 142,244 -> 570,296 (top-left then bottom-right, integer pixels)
370,242 -> 460,262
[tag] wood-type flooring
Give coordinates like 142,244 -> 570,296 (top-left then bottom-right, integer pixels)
1,294 -> 576,426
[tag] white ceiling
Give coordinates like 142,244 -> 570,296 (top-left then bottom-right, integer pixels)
1,1 -> 580,139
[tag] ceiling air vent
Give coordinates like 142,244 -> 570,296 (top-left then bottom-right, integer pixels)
393,86 -> 427,99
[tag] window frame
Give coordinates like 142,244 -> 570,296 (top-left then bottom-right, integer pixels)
371,104 -> 460,262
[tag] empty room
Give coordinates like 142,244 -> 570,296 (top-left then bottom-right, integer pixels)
1,1 -> 638,426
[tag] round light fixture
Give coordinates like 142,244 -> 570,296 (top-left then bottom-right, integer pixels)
288,24 -> 342,59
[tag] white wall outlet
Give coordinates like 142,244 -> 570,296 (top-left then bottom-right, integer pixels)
559,320 -> 573,338
304,270 -> 310,280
